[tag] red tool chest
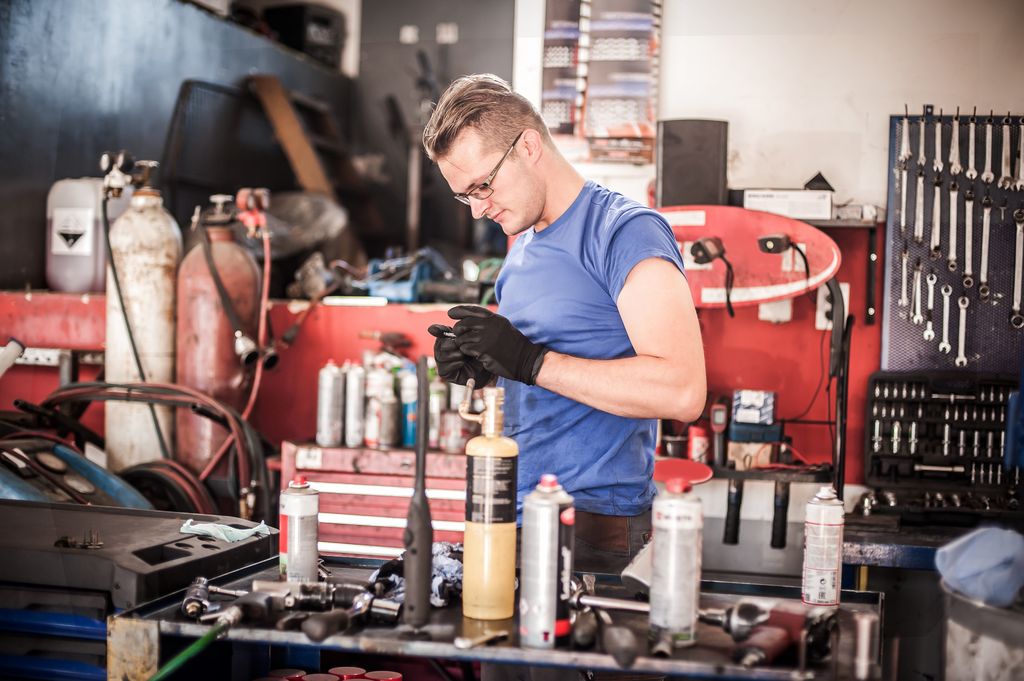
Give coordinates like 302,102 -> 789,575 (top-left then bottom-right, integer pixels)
281,441 -> 467,558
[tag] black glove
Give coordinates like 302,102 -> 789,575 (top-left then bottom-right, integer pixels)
427,323 -> 494,387
449,305 -> 549,385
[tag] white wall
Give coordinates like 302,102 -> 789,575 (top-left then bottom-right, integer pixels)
515,0 -> 1024,207
658,0 -> 1024,207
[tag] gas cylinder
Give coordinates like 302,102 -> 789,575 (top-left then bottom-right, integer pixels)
46,178 -> 130,293
176,195 -> 261,475
460,385 -> 518,620
105,162 -> 182,472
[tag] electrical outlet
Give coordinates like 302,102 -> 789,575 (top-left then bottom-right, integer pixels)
815,282 -> 850,331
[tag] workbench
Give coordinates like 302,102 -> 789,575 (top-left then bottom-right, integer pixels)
109,557 -> 883,680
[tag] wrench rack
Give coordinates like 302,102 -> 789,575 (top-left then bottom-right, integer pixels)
882,106 -> 1024,374
862,370 -> 1021,524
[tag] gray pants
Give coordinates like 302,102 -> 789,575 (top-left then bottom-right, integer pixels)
481,510 -> 662,681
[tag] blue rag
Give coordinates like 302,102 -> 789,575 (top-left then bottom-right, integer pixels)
935,527 -> 1024,608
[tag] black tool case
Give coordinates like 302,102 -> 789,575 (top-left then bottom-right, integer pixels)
862,370 -> 1021,526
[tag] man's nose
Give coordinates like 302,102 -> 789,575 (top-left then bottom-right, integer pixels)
468,195 -> 492,220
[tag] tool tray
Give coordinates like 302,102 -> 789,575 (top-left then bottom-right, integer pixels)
862,370 -> 1021,525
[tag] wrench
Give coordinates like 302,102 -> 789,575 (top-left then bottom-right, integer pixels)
1016,117 -> 1024,191
980,113 -> 995,184
898,106 -> 912,164
949,107 -> 962,176
933,111 -> 944,174
955,296 -> 969,367
999,114 -> 1014,189
898,161 -> 909,236
911,259 -> 924,325
917,112 -> 927,168
913,167 -> 925,244
899,246 -> 909,307
978,194 -> 992,300
947,180 -> 959,271
923,271 -> 937,341
963,189 -> 975,288
930,176 -> 942,259
965,110 -> 978,180
1012,208 -> 1024,329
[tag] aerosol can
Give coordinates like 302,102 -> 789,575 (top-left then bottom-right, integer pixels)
279,475 -> 320,582
316,360 -> 345,447
802,486 -> 844,606
649,478 -> 702,651
344,363 -> 365,448
399,370 -> 418,448
459,382 -> 518,620
520,474 -> 574,648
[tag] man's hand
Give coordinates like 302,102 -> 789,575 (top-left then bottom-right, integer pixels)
449,305 -> 549,385
427,323 -> 494,387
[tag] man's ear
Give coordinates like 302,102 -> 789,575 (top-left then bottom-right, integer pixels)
520,128 -> 545,164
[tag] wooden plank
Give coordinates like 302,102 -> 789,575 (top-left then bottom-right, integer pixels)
247,74 -> 333,195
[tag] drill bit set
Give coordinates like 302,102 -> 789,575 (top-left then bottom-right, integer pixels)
884,105 -> 1024,374
862,370 -> 1020,520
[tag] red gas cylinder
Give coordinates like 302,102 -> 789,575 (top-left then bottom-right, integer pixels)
176,195 -> 260,475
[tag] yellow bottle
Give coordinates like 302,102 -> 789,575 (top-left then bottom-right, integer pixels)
459,383 -> 518,620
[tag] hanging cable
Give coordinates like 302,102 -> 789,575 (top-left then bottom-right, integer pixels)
101,187 -> 172,461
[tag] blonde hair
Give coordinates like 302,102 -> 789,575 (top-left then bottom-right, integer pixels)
422,74 -> 551,161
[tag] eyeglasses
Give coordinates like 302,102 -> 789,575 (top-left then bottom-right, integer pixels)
453,131 -> 524,205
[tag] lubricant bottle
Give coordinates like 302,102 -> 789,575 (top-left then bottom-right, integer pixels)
649,478 -> 702,652
459,383 -> 518,620
802,486 -> 844,606
520,474 -> 574,648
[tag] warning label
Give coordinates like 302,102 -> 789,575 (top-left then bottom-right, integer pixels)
465,455 -> 517,524
51,208 -> 94,256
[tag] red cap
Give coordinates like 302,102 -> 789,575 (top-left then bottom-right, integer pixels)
290,475 -> 308,488
328,668 -> 366,680
539,473 -> 558,489
560,507 -> 575,526
305,676 -> 342,681
267,670 -> 306,680
364,673 -> 402,681
666,478 -> 691,494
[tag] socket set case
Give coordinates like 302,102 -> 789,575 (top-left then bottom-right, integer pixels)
862,371 -> 1021,525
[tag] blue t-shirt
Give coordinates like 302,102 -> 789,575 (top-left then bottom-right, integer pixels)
494,180 -> 685,518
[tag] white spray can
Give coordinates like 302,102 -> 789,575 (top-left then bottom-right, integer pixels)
343,363 -> 365,448
279,475 -> 319,582
802,486 -> 845,606
315,360 -> 344,447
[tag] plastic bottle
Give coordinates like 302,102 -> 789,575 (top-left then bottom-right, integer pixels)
46,178 -> 130,292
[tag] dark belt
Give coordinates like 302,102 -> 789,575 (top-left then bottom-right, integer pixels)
574,509 -> 631,553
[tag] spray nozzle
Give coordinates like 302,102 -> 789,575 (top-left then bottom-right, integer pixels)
234,330 -> 260,367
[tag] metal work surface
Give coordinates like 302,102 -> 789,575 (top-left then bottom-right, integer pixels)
844,525 -> 962,570
116,558 -> 883,679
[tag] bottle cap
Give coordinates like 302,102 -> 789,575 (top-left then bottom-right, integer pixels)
539,473 -> 559,489
666,478 -> 691,494
290,475 -> 308,488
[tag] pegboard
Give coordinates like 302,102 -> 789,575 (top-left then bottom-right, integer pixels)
881,107 -> 1024,374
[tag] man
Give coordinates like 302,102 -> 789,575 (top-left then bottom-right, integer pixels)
424,74 -> 706,575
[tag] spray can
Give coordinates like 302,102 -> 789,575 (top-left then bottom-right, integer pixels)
380,385 -> 400,447
279,475 -> 319,582
316,360 -> 345,447
344,363 -> 365,448
428,377 -> 446,450
802,486 -> 845,606
461,386 -> 518,620
649,478 -> 702,650
399,370 -> 418,448
519,474 -> 574,648
363,367 -> 390,448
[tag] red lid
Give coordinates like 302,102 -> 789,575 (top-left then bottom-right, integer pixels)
666,478 -> 691,494
364,673 -> 402,681
305,676 -> 342,681
560,507 -> 575,526
539,473 -> 558,489
328,669 -> 366,680
290,475 -> 308,488
268,670 -> 306,680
